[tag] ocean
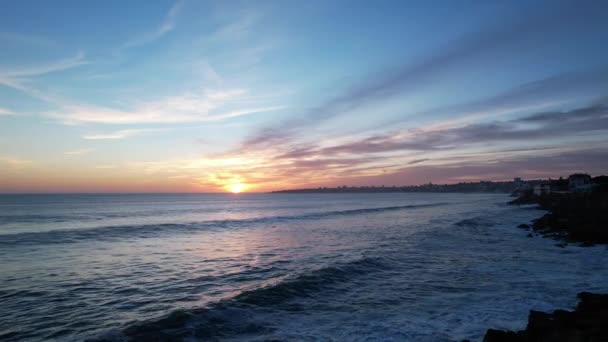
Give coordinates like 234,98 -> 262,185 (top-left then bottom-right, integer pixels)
0,193 -> 606,341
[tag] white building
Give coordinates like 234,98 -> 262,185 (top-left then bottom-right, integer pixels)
568,174 -> 592,192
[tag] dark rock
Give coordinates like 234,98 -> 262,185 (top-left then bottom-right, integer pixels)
526,233 -> 533,238
577,292 -> 608,312
517,223 -> 530,229
482,292 -> 608,342
511,191 -> 608,246
483,329 -> 523,342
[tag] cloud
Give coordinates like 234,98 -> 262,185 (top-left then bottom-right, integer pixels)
221,100 -> 606,189
242,1 -> 608,148
64,148 -> 93,155
293,102 -> 608,157
0,32 -> 57,48
519,104 -> 608,123
0,51 -> 87,78
125,141 -> 608,191
83,129 -> 159,140
210,12 -> 258,42
95,164 -> 117,169
407,158 -> 429,165
347,148 -> 608,186
397,68 -> 608,127
120,1 -> 183,49
0,108 -> 14,116
50,89 -> 285,124
0,52 -> 282,126
0,155 -> 33,169
242,67 -> 608,154
0,51 -> 88,104
301,2 -> 605,124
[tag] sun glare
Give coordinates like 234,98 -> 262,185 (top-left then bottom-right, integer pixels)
228,183 -> 246,193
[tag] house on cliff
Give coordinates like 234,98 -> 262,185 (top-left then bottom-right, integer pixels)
534,183 -> 552,196
569,173 -> 592,192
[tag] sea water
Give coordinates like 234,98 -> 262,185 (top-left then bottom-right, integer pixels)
0,193 -> 607,341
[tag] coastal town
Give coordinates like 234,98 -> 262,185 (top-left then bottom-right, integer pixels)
273,173 -> 608,195
512,173 -> 607,197
509,173 -> 608,244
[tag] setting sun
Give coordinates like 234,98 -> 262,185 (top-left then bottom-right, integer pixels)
228,183 -> 246,193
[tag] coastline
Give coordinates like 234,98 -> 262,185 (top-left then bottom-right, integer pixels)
477,190 -> 608,340
509,190 -> 608,246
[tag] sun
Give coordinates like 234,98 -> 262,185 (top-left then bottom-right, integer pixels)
228,183 -> 246,194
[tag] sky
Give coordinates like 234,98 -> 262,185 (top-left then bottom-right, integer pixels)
1,0 -> 608,193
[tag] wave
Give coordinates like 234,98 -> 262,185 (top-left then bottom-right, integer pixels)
454,217 -> 495,228
0,201 -> 383,225
0,202 -> 446,247
94,257 -> 393,341
0,214 -> 90,224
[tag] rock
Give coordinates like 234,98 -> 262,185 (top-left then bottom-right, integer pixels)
510,190 -> 608,246
517,223 -> 530,229
483,329 -> 523,342
482,292 -> 608,342
577,292 -> 608,312
526,233 -> 533,237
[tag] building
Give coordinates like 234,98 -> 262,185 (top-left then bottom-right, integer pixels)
533,183 -> 551,196
568,174 -> 592,192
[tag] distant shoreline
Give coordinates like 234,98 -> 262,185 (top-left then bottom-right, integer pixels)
272,180 -> 523,194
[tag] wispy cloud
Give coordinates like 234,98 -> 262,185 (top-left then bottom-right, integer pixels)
273,102 -> 608,158
0,51 -> 87,78
83,129 -> 160,140
0,54 -> 282,126
243,67 -> 608,150
204,9 -> 276,70
95,164 -> 117,169
0,51 -> 88,105
64,148 -> 93,155
394,68 -> 608,127
120,1 -> 183,49
180,99 -> 607,190
50,89 -> 285,125
0,108 -> 14,116
0,32 -> 57,48
0,155 -> 33,169
209,10 -> 259,42
72,144 -> 608,192
345,148 -> 608,186
408,158 -> 429,165
242,1 -> 608,148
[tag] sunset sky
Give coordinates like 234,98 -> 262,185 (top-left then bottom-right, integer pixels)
1,0 -> 608,193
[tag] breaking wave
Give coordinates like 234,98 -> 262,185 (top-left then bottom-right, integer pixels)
0,203 -> 445,246
96,257 -> 393,341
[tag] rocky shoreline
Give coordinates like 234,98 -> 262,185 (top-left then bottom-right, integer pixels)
510,190 -> 608,246
482,292 -> 608,342
473,186 -> 608,341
